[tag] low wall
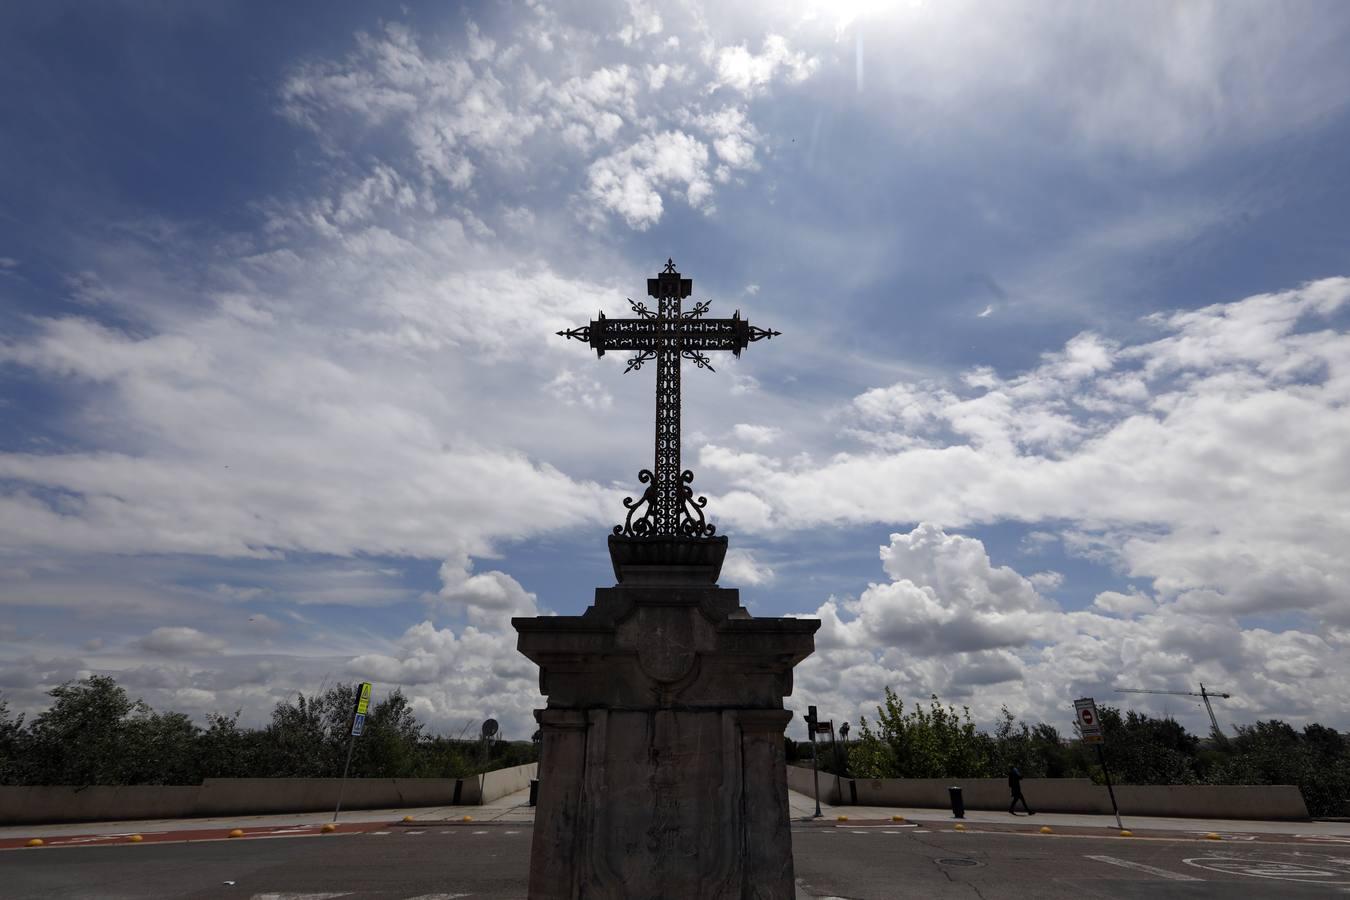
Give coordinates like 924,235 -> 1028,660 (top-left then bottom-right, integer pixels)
0,785 -> 204,826
0,763 -> 540,826
785,764 -> 842,804
1114,784 -> 1309,820
788,769 -> 1310,821
478,762 -> 538,804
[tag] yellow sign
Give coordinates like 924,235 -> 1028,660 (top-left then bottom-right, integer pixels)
356,682 -> 372,716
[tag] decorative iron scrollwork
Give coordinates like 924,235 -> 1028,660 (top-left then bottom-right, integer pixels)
624,349 -> 657,372
557,325 -> 591,342
627,298 -> 658,319
556,259 -> 779,539
614,469 -> 716,538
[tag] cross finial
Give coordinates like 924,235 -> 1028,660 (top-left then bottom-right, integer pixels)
556,260 -> 780,538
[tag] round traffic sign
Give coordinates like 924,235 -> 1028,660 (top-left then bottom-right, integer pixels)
1080,708 -> 1095,725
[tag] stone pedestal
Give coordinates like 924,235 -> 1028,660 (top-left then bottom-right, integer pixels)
512,536 -> 819,900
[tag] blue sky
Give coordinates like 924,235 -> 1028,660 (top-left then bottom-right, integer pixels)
3,1 -> 1350,743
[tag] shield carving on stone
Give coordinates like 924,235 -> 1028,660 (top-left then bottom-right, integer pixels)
630,606 -> 697,684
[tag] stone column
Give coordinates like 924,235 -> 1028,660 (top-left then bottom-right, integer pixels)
513,536 -> 819,900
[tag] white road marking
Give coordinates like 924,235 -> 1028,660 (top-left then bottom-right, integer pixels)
1185,856 -> 1350,884
370,831 -> 391,835
472,830 -> 488,835
403,895 -> 473,899
404,830 -> 425,835
250,894 -> 351,900
504,830 -> 520,835
1086,855 -> 1201,881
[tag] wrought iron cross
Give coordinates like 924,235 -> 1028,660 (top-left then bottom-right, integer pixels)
558,259 -> 780,538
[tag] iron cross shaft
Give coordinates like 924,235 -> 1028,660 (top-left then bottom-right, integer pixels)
557,259 -> 779,538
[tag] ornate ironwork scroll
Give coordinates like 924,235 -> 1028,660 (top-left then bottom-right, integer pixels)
557,259 -> 780,538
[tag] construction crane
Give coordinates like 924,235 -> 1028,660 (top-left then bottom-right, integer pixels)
1115,683 -> 1232,741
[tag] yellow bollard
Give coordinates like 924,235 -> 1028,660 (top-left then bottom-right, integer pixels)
320,823 -> 336,833
836,815 -> 848,822
461,815 -> 473,822
891,815 -> 905,823
128,834 -> 143,843
1204,832 -> 1222,840
402,816 -> 415,823
228,828 -> 245,838
25,838 -> 43,847
953,823 -> 966,831
1119,830 -> 1133,837
1039,825 -> 1053,834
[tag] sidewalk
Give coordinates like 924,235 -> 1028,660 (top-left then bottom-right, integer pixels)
1,786 -> 536,846
8,786 -> 1350,849
787,789 -> 1350,841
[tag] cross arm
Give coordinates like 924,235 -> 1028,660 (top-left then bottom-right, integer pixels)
556,311 -> 780,357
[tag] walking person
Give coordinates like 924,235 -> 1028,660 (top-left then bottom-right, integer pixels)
1008,765 -> 1035,815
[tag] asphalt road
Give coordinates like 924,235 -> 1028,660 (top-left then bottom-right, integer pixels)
7,822 -> 1350,899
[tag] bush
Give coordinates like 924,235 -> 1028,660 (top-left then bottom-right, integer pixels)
0,676 -> 537,786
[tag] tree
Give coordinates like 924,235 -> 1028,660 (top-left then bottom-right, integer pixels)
848,689 -> 989,779
122,709 -> 201,785
1092,706 -> 1200,786
0,695 -> 26,785
26,675 -> 149,785
197,711 -> 261,779
353,689 -> 424,777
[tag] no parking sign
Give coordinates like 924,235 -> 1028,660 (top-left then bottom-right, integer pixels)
1074,697 -> 1104,744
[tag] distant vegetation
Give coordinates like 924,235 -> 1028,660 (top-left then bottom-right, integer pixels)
0,675 -> 536,787
787,688 -> 1350,817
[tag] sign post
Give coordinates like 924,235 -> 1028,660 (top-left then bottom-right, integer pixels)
333,682 -> 373,823
1075,697 -> 1122,829
805,705 -> 822,818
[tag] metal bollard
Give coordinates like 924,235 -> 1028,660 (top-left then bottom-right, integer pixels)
529,778 -> 540,807
948,786 -> 964,819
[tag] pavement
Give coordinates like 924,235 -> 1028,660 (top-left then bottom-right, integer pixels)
10,787 -> 1349,847
7,788 -> 1350,897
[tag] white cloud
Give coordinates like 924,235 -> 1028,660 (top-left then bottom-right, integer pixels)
1093,589 -> 1155,617
347,619 -> 540,737
615,0 -> 663,46
137,627 -> 227,657
721,547 -> 774,586
586,131 -> 714,228
703,277 -> 1350,625
790,523 -> 1350,735
841,2 -> 1350,163
436,555 -> 541,626
712,35 -> 817,97
731,423 -> 780,445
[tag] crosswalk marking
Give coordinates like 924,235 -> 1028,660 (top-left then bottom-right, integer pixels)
1086,855 -> 1202,881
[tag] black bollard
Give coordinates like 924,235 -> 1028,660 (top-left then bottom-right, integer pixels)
529,778 -> 539,807
948,786 -> 964,819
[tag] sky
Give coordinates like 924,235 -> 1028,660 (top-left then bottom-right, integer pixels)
2,0 -> 1350,746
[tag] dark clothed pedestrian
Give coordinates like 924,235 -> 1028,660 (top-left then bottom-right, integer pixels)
1008,766 -> 1035,815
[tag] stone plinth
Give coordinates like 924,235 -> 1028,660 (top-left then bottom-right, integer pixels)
512,535 -> 819,900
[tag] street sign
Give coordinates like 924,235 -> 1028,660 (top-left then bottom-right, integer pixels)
1075,697 -> 1103,744
355,682 -> 372,716
351,712 -> 366,737
815,722 -> 832,734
